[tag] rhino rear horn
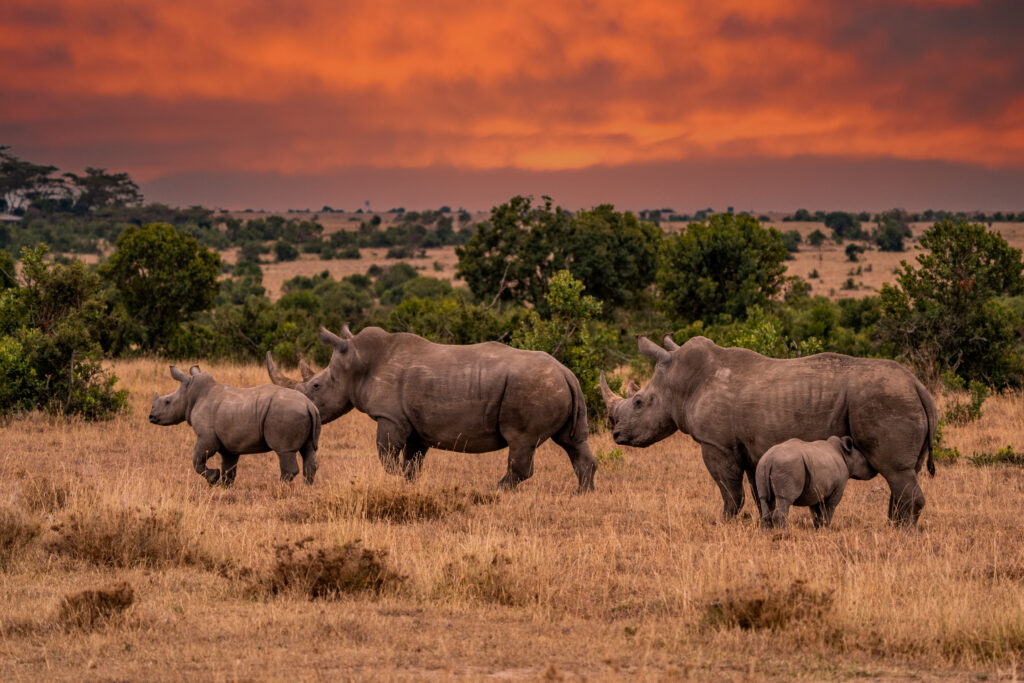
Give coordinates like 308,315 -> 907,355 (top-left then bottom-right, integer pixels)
340,323 -> 354,339
662,334 -> 679,351
266,352 -> 299,389
625,380 -> 641,398
599,372 -> 623,408
169,366 -> 189,382
638,336 -> 671,364
320,326 -> 349,353
189,365 -> 201,376
298,357 -> 314,381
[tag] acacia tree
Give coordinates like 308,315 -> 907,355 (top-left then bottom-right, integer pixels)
0,147 -> 62,214
101,222 -> 221,350
878,219 -> 1024,385
656,213 -> 788,323
64,167 -> 142,214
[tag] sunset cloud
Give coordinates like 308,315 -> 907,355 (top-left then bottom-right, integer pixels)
0,0 -> 1021,205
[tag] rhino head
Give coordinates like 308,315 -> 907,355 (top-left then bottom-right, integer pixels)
149,365 -> 200,425
266,324 -> 359,423
600,335 -> 680,447
829,435 -> 877,480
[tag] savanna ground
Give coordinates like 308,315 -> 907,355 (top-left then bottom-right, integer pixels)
2,359 -> 1024,680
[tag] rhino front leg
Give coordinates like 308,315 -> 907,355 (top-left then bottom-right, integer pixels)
402,434 -> 428,482
299,442 -> 318,485
193,439 -> 221,486
376,419 -> 408,476
701,444 -> 745,520
220,451 -> 240,486
276,451 -> 300,482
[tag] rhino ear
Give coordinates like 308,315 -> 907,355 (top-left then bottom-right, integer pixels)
152,391 -> 159,401
638,336 -> 671,364
320,326 -> 349,353
625,380 -> 641,398
839,436 -> 855,455
662,334 -> 679,351
298,357 -> 314,381
169,366 -> 189,382
189,365 -> 201,376
340,323 -> 354,339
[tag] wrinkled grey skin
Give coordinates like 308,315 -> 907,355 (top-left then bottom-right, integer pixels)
756,436 -> 876,529
601,335 -> 937,526
150,365 -> 321,485
267,325 -> 595,492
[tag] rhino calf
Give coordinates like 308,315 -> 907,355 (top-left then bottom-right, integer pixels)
756,436 -> 875,529
149,365 -> 321,485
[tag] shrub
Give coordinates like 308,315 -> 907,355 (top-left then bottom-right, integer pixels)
704,578 -> 833,631
256,538 -> 402,599
57,582 -> 134,631
274,240 -> 299,262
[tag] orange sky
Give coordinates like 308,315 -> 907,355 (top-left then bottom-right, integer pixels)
1,0 -> 1022,208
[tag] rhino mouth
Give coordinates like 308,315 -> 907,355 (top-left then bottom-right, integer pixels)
148,415 -> 159,424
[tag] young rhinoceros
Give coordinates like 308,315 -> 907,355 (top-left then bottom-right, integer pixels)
756,436 -> 875,529
149,365 -> 321,486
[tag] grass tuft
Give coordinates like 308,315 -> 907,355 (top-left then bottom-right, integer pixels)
57,581 -> 135,631
255,538 -> 403,600
285,483 -> 498,524
439,552 -> 529,606
704,578 -> 833,631
19,476 -> 77,514
0,505 -> 41,570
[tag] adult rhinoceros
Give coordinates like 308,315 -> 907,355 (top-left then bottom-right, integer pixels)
267,325 -> 596,492
601,335 -> 936,526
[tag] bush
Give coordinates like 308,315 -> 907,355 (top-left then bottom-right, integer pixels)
274,240 -> 299,262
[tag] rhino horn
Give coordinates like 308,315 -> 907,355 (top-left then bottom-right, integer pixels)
189,365 -> 201,376
169,366 -> 189,382
625,380 -> 641,397
662,334 -> 679,351
638,336 -> 671,364
298,357 -> 314,381
599,372 -> 623,408
320,326 -> 350,353
340,323 -> 354,339
265,351 -> 299,389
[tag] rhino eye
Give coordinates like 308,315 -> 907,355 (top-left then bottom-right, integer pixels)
312,382 -> 320,391
633,396 -> 642,407
164,398 -> 170,404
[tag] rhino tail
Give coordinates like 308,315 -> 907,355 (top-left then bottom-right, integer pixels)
914,377 -> 938,477
560,366 -> 589,443
308,403 -> 321,452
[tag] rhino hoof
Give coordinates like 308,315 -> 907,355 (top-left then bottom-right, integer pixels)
204,469 -> 221,486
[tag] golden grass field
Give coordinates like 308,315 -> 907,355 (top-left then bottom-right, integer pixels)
3,358 -> 1024,680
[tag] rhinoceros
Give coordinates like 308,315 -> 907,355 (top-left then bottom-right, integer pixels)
149,365 -> 321,485
266,325 -> 596,492
601,335 -> 937,526
756,436 -> 875,529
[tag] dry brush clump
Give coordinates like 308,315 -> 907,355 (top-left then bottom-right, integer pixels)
703,577 -> 834,631
286,483 -> 499,524
44,505 -> 209,568
438,551 -> 532,607
0,505 -> 41,569
253,537 -> 403,600
56,581 -> 135,631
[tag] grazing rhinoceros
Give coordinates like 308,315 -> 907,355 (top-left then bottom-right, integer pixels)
149,365 -> 321,485
600,335 -> 936,526
756,436 -> 876,529
266,325 -> 596,492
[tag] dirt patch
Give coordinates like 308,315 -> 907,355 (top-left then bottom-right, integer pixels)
704,578 -> 833,630
0,505 -> 41,569
44,506 -> 207,568
57,581 -> 135,631
253,537 -> 403,600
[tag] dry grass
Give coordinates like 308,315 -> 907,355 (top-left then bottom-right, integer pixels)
1,358 -> 1024,679
57,582 -> 135,631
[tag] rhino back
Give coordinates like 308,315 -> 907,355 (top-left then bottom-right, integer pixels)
360,341 -> 574,452
196,384 -> 313,455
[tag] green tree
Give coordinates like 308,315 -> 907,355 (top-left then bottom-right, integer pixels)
873,209 -> 913,252
845,244 -> 865,262
825,211 -> 864,240
656,213 -> 788,323
63,167 -> 141,214
878,219 -> 1024,384
511,271 -> 611,418
0,147 -> 62,214
101,222 -> 221,350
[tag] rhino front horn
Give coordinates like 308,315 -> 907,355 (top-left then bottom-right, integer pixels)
266,352 -> 299,389
599,372 -> 623,408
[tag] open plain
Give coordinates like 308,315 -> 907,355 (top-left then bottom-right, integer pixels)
2,359 -> 1024,680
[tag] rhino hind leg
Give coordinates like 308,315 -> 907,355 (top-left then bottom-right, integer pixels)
498,442 -> 536,491
299,442 -> 317,485
552,433 -> 596,494
220,451 -> 240,486
276,451 -> 300,482
884,469 -> 925,527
